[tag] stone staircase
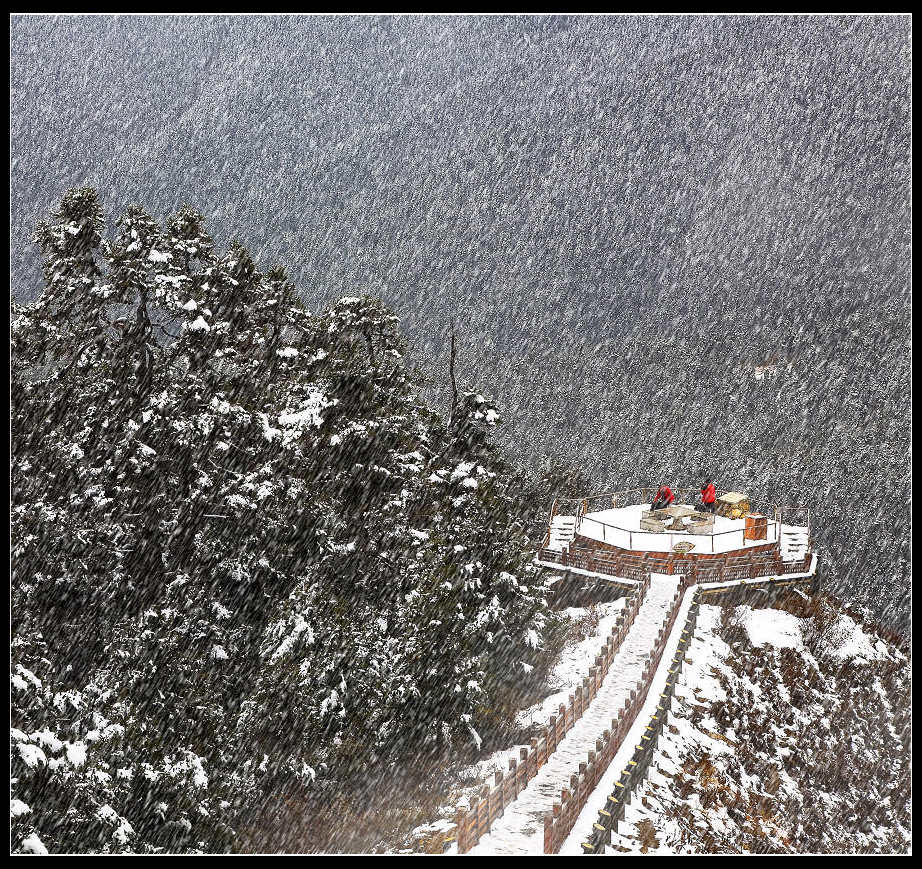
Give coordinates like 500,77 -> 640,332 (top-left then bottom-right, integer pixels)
780,525 -> 810,562
548,514 -> 578,552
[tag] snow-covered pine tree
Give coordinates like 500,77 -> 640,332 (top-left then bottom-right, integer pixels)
11,193 -> 306,851
13,187 -> 108,372
12,189 -> 555,853
78,238 -> 325,852
236,295 -> 436,795
403,392 -> 553,750
235,305 -> 554,838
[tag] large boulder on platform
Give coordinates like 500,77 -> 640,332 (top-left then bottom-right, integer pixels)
716,491 -> 750,518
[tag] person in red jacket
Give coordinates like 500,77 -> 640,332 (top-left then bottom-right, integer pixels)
700,478 -> 717,513
651,484 -> 675,512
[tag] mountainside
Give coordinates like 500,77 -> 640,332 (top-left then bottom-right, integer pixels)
8,186 -> 911,855
595,592 -> 911,854
10,16 -> 912,628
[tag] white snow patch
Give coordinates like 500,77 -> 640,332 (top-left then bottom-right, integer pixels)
17,743 -> 46,768
734,606 -> 804,651
20,833 -> 48,854
65,742 -> 88,767
270,615 -> 315,662
279,389 -> 332,435
826,613 -> 888,662
515,600 -> 626,729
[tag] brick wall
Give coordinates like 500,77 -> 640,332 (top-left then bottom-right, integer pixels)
537,544 -> 809,585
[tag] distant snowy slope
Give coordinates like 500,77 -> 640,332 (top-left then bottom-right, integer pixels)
9,16 -> 912,628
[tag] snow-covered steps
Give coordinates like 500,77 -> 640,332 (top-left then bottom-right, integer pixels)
548,514 -> 578,552
455,581 -> 650,853
544,581 -> 693,853
566,589 -> 702,854
780,525 -> 810,562
468,574 -> 684,855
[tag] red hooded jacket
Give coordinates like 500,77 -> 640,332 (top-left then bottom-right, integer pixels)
654,485 -> 675,506
701,482 -> 716,504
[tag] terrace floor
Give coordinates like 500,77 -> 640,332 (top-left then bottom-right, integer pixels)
574,503 -> 781,555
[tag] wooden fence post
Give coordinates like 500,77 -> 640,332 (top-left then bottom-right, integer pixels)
456,808 -> 469,853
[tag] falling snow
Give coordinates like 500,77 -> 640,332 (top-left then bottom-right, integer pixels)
10,13 -> 910,856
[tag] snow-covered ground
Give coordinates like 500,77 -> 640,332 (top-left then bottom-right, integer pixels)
575,599 -> 911,854
733,606 -> 804,650
469,573 -> 683,855
515,599 -> 628,730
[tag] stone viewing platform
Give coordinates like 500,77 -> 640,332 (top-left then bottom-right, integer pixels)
537,488 -> 815,587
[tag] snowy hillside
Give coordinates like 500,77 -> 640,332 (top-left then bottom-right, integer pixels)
9,15 -> 911,855
10,15 -> 912,630
572,593 -> 911,854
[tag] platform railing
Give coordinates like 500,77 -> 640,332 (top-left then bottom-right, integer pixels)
774,505 -> 811,531
548,488 -> 809,551
576,513 -> 780,554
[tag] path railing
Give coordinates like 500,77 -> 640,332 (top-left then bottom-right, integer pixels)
542,578 -> 695,853
775,504 -> 811,530
551,488 -> 716,521
455,576 -> 651,853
